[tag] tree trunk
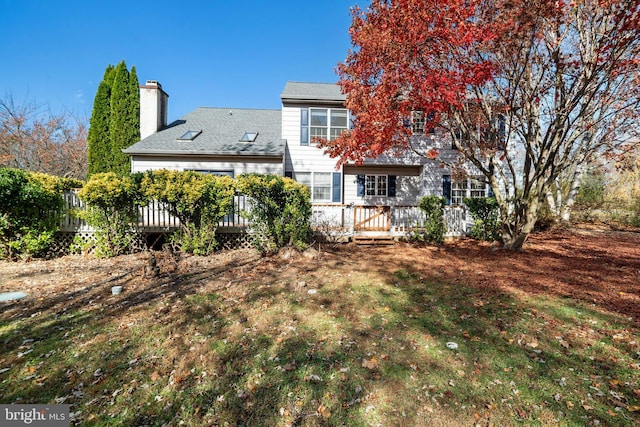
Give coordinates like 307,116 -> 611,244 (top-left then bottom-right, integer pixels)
560,166 -> 584,224
500,197 -> 539,251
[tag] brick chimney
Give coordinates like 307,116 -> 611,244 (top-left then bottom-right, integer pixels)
139,80 -> 169,139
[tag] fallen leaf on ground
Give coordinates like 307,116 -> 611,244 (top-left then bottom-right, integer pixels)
362,357 -> 378,370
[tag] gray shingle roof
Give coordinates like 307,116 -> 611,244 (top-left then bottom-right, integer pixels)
280,82 -> 346,103
124,108 -> 285,157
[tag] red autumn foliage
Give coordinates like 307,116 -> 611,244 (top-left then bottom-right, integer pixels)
319,0 -> 640,250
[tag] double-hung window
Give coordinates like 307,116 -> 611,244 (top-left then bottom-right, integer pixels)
444,175 -> 489,205
366,175 -> 387,196
357,174 -> 396,197
301,108 -> 349,145
411,111 -> 426,135
295,171 -> 335,202
410,111 -> 435,135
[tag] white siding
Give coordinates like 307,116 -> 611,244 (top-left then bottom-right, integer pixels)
130,155 -> 284,176
283,104 -> 463,206
282,106 -> 342,172
343,161 -> 453,207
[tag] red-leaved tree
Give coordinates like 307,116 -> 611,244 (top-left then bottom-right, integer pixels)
320,0 -> 640,249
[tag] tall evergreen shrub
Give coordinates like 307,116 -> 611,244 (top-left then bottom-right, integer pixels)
87,60 -> 140,177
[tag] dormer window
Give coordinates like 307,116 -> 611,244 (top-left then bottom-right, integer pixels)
177,130 -> 201,141
240,132 -> 258,142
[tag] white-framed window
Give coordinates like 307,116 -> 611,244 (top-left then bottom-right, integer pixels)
447,175 -> 488,205
451,179 -> 467,205
365,175 -> 388,196
411,111 -> 425,135
294,171 -> 332,202
307,108 -> 349,142
410,111 -> 435,135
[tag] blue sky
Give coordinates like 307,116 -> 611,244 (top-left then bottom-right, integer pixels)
0,0 -> 360,122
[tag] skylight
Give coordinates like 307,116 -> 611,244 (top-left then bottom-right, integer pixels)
239,132 -> 258,142
177,130 -> 202,141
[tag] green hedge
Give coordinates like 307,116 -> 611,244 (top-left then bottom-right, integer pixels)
78,172 -> 148,258
140,170 -> 236,255
237,174 -> 312,254
0,168 -> 72,259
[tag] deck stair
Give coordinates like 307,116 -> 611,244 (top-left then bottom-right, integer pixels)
353,234 -> 396,245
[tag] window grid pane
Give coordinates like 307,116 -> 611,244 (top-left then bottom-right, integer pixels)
377,176 -> 387,196
451,180 -> 467,205
365,175 -> 376,196
329,127 -> 346,140
470,177 -> 486,198
296,172 -> 312,189
313,187 -> 331,201
310,127 -> 328,140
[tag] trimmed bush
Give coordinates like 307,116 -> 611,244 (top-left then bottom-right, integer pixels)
78,172 -> 148,258
464,197 -> 501,242
237,174 -> 311,254
140,170 -> 236,255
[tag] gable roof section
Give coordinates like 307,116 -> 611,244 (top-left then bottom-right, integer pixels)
123,108 -> 285,157
280,82 -> 346,105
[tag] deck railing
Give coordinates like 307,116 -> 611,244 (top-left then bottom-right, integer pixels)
59,191 -> 468,237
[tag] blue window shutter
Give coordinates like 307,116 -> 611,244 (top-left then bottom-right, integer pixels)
487,182 -> 494,198
388,175 -> 397,197
357,174 -> 365,197
332,172 -> 341,203
285,171 -> 293,179
443,175 -> 452,205
300,109 -> 309,145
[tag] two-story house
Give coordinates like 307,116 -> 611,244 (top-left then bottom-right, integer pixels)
124,80 -> 489,238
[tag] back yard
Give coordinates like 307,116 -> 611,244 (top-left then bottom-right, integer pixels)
1,229 -> 639,426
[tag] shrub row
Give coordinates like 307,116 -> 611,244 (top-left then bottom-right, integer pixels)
1,168 -> 312,259
78,171 -> 311,258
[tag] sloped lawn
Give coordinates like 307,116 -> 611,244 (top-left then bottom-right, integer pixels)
1,229 -> 639,426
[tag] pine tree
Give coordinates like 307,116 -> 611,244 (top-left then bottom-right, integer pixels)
87,65 -> 115,177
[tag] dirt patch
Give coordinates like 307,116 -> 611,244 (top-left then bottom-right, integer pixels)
1,228 -> 639,325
